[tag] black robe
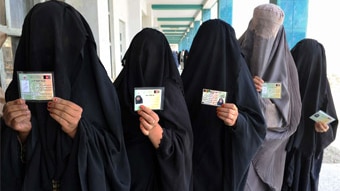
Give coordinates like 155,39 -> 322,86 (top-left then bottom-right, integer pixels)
1,1 -> 130,190
282,39 -> 338,191
180,19 -> 267,191
113,28 -> 193,191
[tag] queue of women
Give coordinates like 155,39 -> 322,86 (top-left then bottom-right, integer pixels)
0,1 -> 337,191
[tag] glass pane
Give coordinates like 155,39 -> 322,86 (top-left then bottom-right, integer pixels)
9,0 -> 30,28
0,36 -> 19,91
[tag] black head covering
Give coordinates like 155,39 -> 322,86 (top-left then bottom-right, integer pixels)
114,28 -> 193,191
288,38 -> 338,154
181,19 -> 266,191
282,39 -> 338,190
1,1 -> 130,190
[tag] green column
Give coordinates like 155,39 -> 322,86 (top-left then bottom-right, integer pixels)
218,0 -> 233,24
202,9 -> 211,22
275,0 -> 308,48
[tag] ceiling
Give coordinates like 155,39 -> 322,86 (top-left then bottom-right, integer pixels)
146,0 -> 216,44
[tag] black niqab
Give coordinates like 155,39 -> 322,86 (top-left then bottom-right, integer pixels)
1,1 -> 130,190
114,28 -> 193,191
181,19 -> 266,191
282,39 -> 338,191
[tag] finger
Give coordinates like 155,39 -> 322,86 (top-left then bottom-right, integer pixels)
255,85 -> 262,92
220,104 -> 238,114
140,105 -> 158,118
48,98 -> 82,120
138,110 -> 152,124
139,124 -> 149,136
53,97 -> 82,111
3,99 -> 27,114
4,99 -> 25,107
11,120 -> 32,132
315,126 -> 326,133
138,106 -> 158,124
224,118 -> 234,126
50,98 -> 82,116
5,108 -> 29,121
4,108 -> 30,127
49,108 -> 80,131
9,114 -> 31,131
139,117 -> 152,135
315,122 -> 329,133
320,124 -> 329,132
49,112 -> 70,126
216,108 -> 237,126
253,76 -> 264,83
47,98 -> 82,134
49,112 -> 79,137
139,117 -> 154,130
315,127 -> 323,133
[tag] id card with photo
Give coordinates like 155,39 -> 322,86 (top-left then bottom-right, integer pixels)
201,88 -> 227,106
134,87 -> 165,111
17,71 -> 55,102
261,82 -> 282,99
309,110 -> 336,124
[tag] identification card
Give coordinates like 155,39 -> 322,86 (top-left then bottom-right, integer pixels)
201,88 -> 227,106
261,82 -> 281,99
309,110 -> 336,124
134,87 -> 164,111
17,71 -> 55,101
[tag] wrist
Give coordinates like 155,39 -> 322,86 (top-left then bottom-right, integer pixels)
18,131 -> 30,143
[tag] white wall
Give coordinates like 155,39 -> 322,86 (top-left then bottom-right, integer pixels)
232,0 -> 269,38
66,0 -> 113,77
306,0 -> 338,75
127,0 -> 142,43
66,0 -> 132,80
307,0 -> 340,149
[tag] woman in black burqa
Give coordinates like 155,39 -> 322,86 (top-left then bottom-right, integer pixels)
1,1 -> 130,190
282,39 -> 338,191
180,19 -> 266,191
114,28 -> 193,191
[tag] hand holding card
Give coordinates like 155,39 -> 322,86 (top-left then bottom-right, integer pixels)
309,110 -> 336,125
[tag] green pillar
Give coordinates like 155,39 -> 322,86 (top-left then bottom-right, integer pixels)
202,9 -> 211,22
218,0 -> 233,24
276,0 -> 308,48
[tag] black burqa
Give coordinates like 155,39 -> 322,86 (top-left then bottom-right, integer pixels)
1,1 -> 130,190
282,39 -> 338,191
113,28 -> 193,191
181,19 -> 266,191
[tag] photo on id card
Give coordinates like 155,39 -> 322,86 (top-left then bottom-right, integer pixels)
201,88 -> 227,106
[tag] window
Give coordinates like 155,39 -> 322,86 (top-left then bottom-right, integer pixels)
0,0 -> 36,91
0,36 -> 19,90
